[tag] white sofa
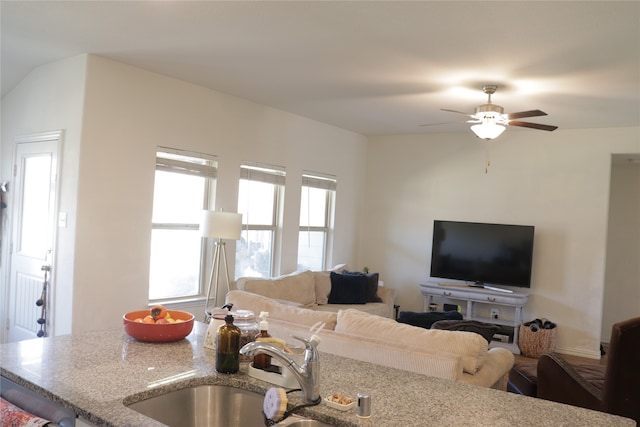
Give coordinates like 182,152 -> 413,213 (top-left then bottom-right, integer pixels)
234,268 -> 396,318
225,290 -> 515,390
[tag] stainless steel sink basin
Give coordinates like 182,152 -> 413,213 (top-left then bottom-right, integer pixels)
127,385 -> 264,426
126,384 -> 332,427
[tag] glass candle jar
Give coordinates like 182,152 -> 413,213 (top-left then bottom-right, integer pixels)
232,309 -> 259,361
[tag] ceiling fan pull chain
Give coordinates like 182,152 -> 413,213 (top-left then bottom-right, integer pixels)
485,142 -> 491,174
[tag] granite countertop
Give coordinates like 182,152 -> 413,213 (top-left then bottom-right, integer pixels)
0,322 -> 633,427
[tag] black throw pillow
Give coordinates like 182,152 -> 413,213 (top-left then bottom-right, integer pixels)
328,272 -> 368,304
340,270 -> 383,303
397,310 -> 463,329
430,320 -> 500,344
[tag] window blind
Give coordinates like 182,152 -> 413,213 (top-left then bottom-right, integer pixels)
302,172 -> 337,191
240,162 -> 286,185
156,148 -> 218,179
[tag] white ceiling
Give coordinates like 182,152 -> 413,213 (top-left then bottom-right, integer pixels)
2,1 -> 639,136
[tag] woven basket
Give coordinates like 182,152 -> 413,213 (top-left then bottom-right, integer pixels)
518,324 -> 558,358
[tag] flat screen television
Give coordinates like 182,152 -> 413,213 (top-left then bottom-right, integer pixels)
430,220 -> 535,289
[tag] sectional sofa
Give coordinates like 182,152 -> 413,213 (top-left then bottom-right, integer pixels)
234,267 -> 396,318
225,290 -> 515,390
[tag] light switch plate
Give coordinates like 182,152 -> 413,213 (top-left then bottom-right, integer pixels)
58,212 -> 67,228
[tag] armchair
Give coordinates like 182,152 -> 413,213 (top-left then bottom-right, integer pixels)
537,316 -> 640,424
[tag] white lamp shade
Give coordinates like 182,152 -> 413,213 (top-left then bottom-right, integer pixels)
471,123 -> 506,140
200,210 -> 242,240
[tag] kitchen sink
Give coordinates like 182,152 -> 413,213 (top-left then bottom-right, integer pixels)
127,385 -> 263,426
126,384 -> 331,427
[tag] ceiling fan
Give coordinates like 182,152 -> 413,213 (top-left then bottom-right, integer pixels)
423,85 -> 558,140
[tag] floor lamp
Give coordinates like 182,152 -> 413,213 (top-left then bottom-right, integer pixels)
200,210 -> 242,322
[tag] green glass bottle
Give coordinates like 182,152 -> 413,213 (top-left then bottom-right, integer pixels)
216,314 -> 240,373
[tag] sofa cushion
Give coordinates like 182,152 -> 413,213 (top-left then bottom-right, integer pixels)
313,301 -> 391,318
508,360 -> 538,396
225,290 -> 337,330
224,289 -> 275,322
341,270 -> 382,303
313,263 -> 348,304
328,272 -> 367,304
236,270 -> 316,307
336,309 -> 488,374
266,317 -> 463,382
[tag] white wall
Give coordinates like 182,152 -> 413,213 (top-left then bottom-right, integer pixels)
2,53 -> 637,357
363,128 -> 639,358
1,55 -> 367,337
602,160 -> 640,341
69,55 -> 367,332
1,55 -> 87,337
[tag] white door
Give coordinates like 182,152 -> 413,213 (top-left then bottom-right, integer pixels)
6,132 -> 60,342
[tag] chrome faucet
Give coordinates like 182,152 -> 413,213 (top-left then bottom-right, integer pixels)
240,335 -> 321,405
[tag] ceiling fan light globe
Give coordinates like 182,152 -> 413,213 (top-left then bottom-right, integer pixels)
471,123 -> 506,140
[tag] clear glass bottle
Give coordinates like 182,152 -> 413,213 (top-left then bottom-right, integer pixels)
216,314 -> 240,373
233,310 -> 259,362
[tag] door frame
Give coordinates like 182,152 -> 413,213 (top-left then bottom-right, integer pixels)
2,130 -> 63,343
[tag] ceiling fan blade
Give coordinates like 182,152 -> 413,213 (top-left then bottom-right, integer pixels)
420,120 -> 471,127
506,110 -> 547,120
441,108 -> 476,118
508,121 -> 558,131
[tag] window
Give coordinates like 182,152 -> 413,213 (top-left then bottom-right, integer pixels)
297,172 -> 336,271
235,163 -> 285,279
149,149 -> 217,301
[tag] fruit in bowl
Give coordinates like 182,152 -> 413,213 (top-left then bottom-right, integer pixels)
123,305 -> 195,343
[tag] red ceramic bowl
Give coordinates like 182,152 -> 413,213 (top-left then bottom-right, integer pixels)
123,310 -> 195,343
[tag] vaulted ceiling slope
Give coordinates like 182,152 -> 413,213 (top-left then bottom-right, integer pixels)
2,1 -> 639,136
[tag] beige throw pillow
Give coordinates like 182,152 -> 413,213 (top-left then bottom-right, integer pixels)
313,271 -> 331,305
335,309 -> 488,374
237,270 -> 316,307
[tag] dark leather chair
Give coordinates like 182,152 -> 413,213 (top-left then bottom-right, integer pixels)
537,316 -> 640,424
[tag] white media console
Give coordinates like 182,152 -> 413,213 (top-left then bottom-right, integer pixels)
419,281 -> 529,354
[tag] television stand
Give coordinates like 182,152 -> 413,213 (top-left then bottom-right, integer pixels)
420,281 -> 529,354
469,284 -> 513,293
443,282 -> 514,293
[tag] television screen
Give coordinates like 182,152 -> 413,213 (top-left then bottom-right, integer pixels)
430,220 -> 535,288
